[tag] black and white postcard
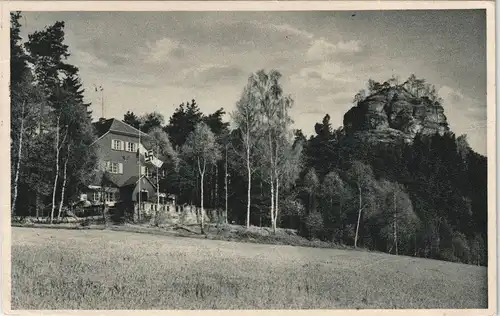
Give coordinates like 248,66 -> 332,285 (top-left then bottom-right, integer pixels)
1,1 -> 496,315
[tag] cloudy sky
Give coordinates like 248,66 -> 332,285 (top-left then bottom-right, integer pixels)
20,10 -> 487,155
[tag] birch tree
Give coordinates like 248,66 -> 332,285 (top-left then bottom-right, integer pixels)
372,180 -> 419,254
11,77 -> 43,215
346,161 -> 376,248
56,87 -> 96,219
249,69 -> 295,232
10,12 -> 43,215
232,78 -> 262,228
182,122 -> 221,234
50,111 -> 69,223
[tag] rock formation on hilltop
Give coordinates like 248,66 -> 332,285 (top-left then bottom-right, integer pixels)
343,77 -> 450,145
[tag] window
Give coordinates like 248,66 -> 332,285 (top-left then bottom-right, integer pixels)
105,192 -> 118,202
126,142 -> 137,152
112,139 -> 123,150
136,191 -> 148,202
106,161 -> 123,174
92,192 -> 100,201
159,196 -> 167,204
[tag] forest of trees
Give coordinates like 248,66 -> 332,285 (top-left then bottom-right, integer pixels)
10,12 -> 488,266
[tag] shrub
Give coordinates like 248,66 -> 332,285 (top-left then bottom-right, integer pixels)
452,232 -> 470,263
305,212 -> 324,240
439,248 -> 458,263
153,209 -> 170,227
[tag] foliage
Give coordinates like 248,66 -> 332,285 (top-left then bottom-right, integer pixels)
11,13 -> 97,218
143,126 -> 179,171
10,14 -> 487,266
123,111 -> 141,129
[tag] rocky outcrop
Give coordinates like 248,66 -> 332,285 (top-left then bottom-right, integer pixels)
343,86 -> 449,144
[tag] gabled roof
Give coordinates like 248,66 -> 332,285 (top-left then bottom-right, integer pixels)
92,118 -> 149,139
122,175 -> 157,189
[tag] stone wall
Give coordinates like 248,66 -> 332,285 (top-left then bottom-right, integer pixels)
134,202 -> 226,226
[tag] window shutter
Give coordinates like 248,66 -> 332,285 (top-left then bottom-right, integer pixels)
120,141 -> 125,151
119,163 -> 123,174
125,142 -> 129,151
141,166 -> 146,175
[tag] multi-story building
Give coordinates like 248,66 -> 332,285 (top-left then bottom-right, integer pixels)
80,118 -> 172,208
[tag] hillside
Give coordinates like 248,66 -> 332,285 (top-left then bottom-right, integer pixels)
11,227 -> 487,309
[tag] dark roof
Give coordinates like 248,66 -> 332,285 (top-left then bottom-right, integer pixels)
122,176 -> 140,187
90,170 -> 121,188
122,175 -> 157,189
93,118 -> 114,138
91,172 -> 157,189
92,118 -> 149,138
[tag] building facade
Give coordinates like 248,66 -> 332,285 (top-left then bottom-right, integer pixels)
80,118 -> 174,209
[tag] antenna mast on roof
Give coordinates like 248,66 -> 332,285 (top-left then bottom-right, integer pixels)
94,85 -> 104,118
138,122 -> 142,220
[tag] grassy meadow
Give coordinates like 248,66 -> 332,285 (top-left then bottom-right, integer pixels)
11,227 -> 487,309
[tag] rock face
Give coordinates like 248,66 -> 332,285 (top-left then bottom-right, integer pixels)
343,86 -> 449,144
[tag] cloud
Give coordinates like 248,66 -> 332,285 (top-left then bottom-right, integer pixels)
70,50 -> 108,69
199,65 -> 246,82
179,64 -> 246,87
307,39 -> 363,61
266,23 -> 314,39
438,86 -> 485,120
290,62 -> 357,90
142,37 -> 185,64
437,85 -> 487,155
316,91 -> 356,103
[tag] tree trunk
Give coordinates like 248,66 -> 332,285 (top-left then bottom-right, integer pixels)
11,100 -> 26,215
394,191 -> 398,255
273,178 -> 279,233
198,158 -> 206,234
35,194 -> 40,218
268,134 -> 275,232
50,119 -> 61,224
157,164 -> 160,217
269,171 -> 274,232
57,142 -> 71,220
215,163 -> 219,208
246,138 -> 251,228
414,234 -> 417,257
308,193 -> 312,214
354,183 -> 362,248
225,144 -> 228,225
200,172 -> 204,234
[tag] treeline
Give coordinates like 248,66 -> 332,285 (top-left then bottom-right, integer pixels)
120,74 -> 487,266
10,12 -> 97,222
11,13 -> 487,266
298,115 -> 487,265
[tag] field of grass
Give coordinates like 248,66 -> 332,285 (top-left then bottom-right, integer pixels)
11,227 -> 487,309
